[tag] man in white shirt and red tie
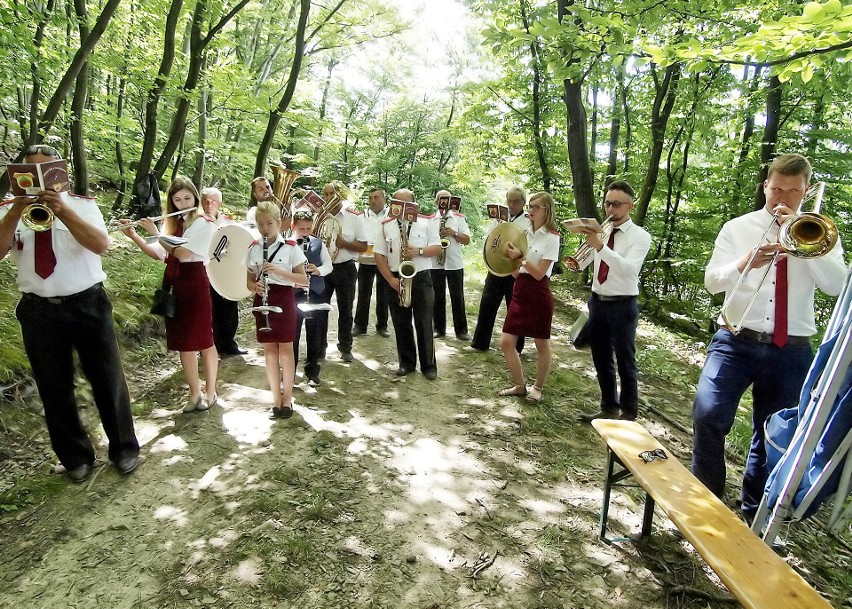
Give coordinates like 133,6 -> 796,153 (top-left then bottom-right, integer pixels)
576,180 -> 651,423
690,154 -> 846,523
0,144 -> 140,483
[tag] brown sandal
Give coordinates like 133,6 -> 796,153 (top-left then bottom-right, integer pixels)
525,385 -> 543,403
498,385 -> 528,397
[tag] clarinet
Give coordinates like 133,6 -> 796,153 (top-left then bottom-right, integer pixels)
258,236 -> 272,332
302,237 -> 311,305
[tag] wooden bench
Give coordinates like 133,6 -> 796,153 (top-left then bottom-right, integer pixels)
591,419 -> 833,609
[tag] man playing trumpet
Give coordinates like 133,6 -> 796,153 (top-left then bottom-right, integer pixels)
575,180 -> 651,423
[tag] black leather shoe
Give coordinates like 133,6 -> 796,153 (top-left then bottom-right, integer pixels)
578,409 -> 620,423
67,463 -> 93,483
433,331 -> 445,338
341,351 -> 354,363
395,367 -> 413,376
423,369 -> 438,380
116,456 -> 139,475
456,333 -> 471,341
620,412 -> 638,421
351,326 -> 366,336
377,328 -> 390,337
220,347 -> 248,356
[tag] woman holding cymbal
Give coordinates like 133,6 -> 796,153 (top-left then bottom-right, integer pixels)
497,191 -> 560,403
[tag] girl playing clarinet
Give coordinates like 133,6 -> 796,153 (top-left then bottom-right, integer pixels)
246,202 -> 307,418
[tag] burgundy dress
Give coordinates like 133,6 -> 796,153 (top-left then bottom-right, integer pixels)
502,273 -> 554,339
164,261 -> 214,351
254,284 -> 296,343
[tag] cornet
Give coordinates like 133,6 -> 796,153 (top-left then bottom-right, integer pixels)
720,182 -> 838,334
563,216 -> 614,271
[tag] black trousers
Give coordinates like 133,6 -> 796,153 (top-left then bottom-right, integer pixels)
471,272 -> 524,352
16,285 -> 139,469
294,290 -> 322,379
319,260 -> 358,355
383,272 -> 436,373
210,287 -> 239,353
431,268 -> 468,336
587,293 -> 640,417
354,263 -> 389,331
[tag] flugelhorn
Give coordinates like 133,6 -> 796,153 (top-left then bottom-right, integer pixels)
720,181 -> 837,334
563,215 -> 613,272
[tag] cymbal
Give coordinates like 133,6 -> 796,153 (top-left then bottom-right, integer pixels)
483,222 -> 528,277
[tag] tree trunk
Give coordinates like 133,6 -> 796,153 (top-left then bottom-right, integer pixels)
634,62 -> 681,226
193,56 -> 211,186
557,0 -> 595,217
314,57 -> 338,162
753,75 -> 782,211
603,75 -> 623,202
520,0 -> 551,192
727,65 -> 761,219
70,0 -> 90,196
255,0 -> 311,179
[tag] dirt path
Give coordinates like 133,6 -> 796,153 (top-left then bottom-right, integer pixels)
1,273 -> 849,609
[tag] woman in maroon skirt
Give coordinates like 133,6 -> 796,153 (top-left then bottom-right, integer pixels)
246,202 -> 307,419
123,177 -> 218,413
498,191 -> 561,403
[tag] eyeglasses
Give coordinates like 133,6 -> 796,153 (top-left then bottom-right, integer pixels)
638,448 -> 668,463
528,204 -> 543,212
604,200 -> 629,208
25,144 -> 61,158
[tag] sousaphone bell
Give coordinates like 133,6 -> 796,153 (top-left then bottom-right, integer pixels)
483,222 -> 528,277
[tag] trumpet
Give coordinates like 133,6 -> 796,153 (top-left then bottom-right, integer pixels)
720,182 -> 837,334
22,202 -> 55,232
563,215 -> 613,271
110,208 -> 193,232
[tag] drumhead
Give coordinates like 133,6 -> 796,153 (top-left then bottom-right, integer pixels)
207,224 -> 256,300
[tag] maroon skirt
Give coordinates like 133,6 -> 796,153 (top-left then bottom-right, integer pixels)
165,261 -> 214,352
503,273 -> 554,339
254,284 -> 296,343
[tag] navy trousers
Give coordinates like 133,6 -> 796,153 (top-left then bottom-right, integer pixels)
587,294 -> 640,418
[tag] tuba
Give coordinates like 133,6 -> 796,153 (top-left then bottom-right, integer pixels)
398,217 -> 416,308
312,193 -> 343,262
270,165 -> 300,229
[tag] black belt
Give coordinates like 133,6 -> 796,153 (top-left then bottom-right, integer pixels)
734,328 -> 811,347
333,259 -> 356,266
593,293 -> 636,302
23,282 -> 103,305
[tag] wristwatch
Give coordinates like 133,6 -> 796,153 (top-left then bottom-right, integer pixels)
418,247 -> 424,256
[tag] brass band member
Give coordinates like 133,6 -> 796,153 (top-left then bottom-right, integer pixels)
124,177 -> 219,413
0,144 -> 140,482
373,189 -> 441,379
353,187 -> 390,337
498,191 -> 560,403
691,154 -> 845,524
471,186 -> 530,352
245,176 -> 274,228
316,181 -> 368,362
246,202 -> 308,419
292,209 -> 333,386
202,187 -> 245,356
577,180 -> 652,423
430,189 -> 471,340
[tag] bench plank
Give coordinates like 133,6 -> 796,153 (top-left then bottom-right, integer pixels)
592,419 -> 832,609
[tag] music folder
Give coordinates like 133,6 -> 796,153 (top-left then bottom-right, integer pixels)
6,159 -> 70,196
562,217 -> 603,234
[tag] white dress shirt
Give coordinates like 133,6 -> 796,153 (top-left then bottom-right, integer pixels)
706,207 -> 846,336
374,216 -> 441,274
431,211 -> 470,271
360,206 -> 388,265
247,236 -> 307,286
581,219 -> 651,297
148,214 -> 216,263
332,206 -> 368,264
3,192 -> 107,297
519,226 -> 560,277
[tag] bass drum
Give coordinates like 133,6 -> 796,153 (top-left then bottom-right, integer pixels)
207,223 -> 256,300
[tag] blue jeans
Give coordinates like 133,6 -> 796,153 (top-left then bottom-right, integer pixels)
691,329 -> 812,516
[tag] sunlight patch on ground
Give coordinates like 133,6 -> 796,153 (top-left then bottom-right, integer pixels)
149,433 -> 188,453
519,497 -> 567,517
383,508 -> 410,526
133,418 -> 172,448
415,540 -> 457,570
231,557 -> 263,586
221,407 -> 273,445
353,353 -> 383,372
343,535 -> 379,559
154,504 -> 188,527
192,465 -> 225,493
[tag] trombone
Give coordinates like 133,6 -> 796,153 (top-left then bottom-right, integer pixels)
720,182 -> 838,334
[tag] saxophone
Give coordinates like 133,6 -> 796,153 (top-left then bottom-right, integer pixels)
398,219 -> 416,308
437,211 -> 450,266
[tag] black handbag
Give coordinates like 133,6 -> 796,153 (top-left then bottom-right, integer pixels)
150,286 -> 176,318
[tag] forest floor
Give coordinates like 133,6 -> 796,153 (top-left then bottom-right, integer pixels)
0,270 -> 850,609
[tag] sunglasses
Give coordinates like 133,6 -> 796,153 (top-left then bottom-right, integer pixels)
25,144 -> 61,158
293,210 -> 314,220
638,448 -> 668,463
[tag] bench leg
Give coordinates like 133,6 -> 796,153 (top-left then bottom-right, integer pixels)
641,493 -> 656,538
599,449 -> 617,540
600,447 -> 656,542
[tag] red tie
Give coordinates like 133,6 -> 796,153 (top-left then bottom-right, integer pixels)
597,229 -> 617,284
34,229 -> 57,279
773,256 -> 788,348
174,216 -> 185,237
